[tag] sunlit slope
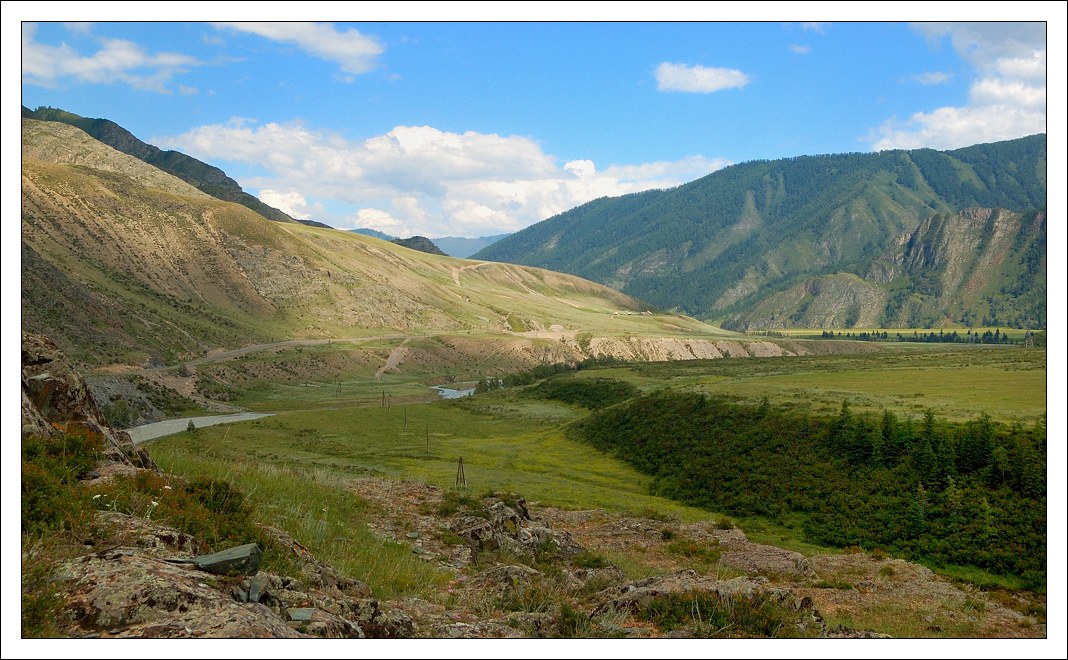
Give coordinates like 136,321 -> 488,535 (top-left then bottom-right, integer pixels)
21,119 -> 725,366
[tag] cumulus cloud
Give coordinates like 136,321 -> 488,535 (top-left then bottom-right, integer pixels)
21,23 -> 201,93
158,120 -> 728,237
655,62 -> 750,93
257,190 -> 325,220
800,22 -> 830,34
214,22 -> 383,76
871,22 -> 1045,151
789,45 -> 811,55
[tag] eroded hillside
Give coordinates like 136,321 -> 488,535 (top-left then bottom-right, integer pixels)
22,117 -> 749,369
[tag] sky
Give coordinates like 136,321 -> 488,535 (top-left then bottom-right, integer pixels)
11,5 -> 1061,239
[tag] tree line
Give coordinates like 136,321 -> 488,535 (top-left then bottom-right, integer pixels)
818,328 -> 1033,345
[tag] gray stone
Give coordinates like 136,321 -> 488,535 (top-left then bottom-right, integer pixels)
287,607 -> 316,622
248,575 -> 269,603
193,543 -> 262,576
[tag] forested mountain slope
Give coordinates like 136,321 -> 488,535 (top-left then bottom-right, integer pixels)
475,136 -> 1046,329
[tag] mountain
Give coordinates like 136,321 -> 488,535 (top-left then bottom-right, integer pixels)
350,228 -> 398,241
21,105 -> 331,229
474,136 -> 1046,329
22,117 -> 736,367
391,236 -> 448,256
350,231 -> 510,258
430,234 -> 511,258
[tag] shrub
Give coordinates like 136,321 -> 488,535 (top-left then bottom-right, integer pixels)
573,552 -> 611,569
21,432 -> 103,536
635,590 -> 815,638
665,538 -> 722,565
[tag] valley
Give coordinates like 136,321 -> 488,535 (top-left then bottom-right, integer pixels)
19,108 -> 1048,643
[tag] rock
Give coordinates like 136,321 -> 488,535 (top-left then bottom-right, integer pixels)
286,607 -> 316,622
193,543 -> 262,576
96,511 -> 200,555
305,610 -> 365,639
56,549 -> 306,638
21,331 -> 157,471
719,543 -> 815,578
435,621 -> 524,639
258,525 -> 371,598
248,575 -> 269,603
473,564 -> 541,590
593,570 -> 762,615
346,598 -> 415,638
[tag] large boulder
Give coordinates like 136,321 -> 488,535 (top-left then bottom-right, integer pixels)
21,331 -> 156,470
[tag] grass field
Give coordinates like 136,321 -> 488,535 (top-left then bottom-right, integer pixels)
147,341 -> 1047,602
591,344 -> 1046,422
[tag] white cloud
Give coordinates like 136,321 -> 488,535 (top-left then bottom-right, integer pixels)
911,71 -> 952,85
257,190 -> 324,220
353,208 -> 408,236
871,23 -> 1045,151
800,22 -> 830,34
215,22 -> 383,76
655,62 -> 749,94
911,22 -> 1045,68
21,22 -> 201,93
789,45 -> 810,55
158,120 -> 729,237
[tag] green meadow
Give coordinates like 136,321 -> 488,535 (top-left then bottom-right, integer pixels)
147,340 -> 1046,598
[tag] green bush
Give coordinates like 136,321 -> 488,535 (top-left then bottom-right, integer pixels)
21,431 -> 103,535
529,377 -> 638,409
636,590 -> 815,638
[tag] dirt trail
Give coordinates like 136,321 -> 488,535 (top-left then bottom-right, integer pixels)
450,262 -> 494,287
375,337 -> 413,379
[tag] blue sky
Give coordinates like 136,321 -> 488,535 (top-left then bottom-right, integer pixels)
12,6 -> 1060,238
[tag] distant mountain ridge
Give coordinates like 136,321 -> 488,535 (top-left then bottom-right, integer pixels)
391,236 -> 448,256
475,135 -> 1046,329
22,105 -> 331,229
430,234 -> 510,258
350,229 -> 510,258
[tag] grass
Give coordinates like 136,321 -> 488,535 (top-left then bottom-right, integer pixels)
149,393 -> 711,521
821,601 -> 984,639
610,345 -> 1046,423
146,445 -> 450,599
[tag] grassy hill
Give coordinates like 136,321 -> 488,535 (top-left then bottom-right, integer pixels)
22,105 -> 330,228
21,118 -> 731,368
474,136 -> 1046,329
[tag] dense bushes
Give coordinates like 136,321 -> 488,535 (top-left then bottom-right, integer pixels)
21,431 -> 103,535
573,391 -> 1046,582
529,377 -> 639,409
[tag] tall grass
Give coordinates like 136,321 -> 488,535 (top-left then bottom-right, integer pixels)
148,445 -> 450,599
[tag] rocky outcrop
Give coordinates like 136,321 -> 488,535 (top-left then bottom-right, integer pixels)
449,495 -> 585,562
21,331 -> 156,470
56,511 -> 413,639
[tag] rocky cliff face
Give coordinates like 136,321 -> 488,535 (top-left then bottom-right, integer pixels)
725,208 -> 1046,330
22,331 -> 156,471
